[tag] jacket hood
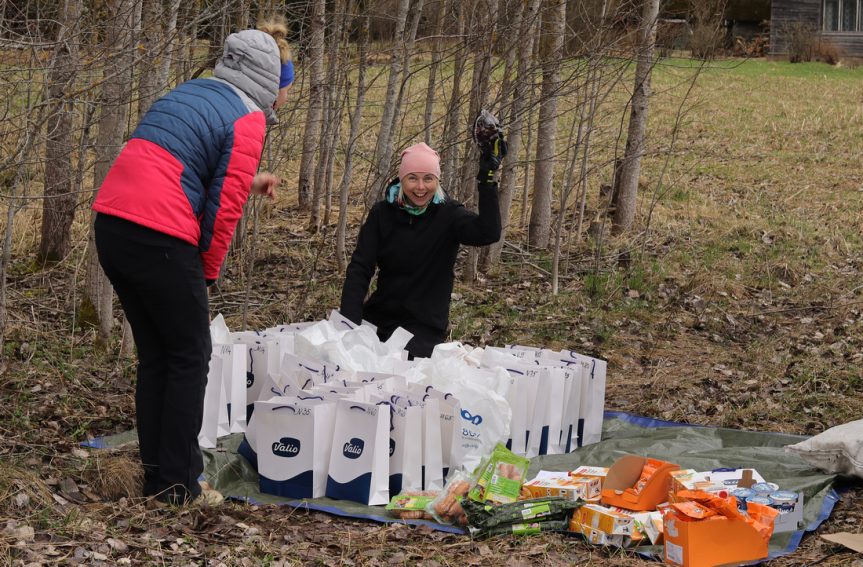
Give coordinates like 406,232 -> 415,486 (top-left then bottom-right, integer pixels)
214,29 -> 280,125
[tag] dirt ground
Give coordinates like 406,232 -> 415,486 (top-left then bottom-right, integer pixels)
2,56 -> 863,565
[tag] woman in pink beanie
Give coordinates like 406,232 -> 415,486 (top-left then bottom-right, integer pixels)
340,137 -> 506,358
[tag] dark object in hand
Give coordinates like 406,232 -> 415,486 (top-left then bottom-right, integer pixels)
474,110 -> 507,183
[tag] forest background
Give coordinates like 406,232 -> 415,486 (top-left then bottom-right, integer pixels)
0,0 -> 862,565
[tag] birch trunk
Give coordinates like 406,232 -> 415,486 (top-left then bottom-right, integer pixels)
39,0 -> 83,263
365,0 -> 411,208
297,0 -> 326,210
479,0 -> 541,271
83,0 -> 136,344
528,0 -> 566,250
336,10 -> 369,272
612,0 -> 660,235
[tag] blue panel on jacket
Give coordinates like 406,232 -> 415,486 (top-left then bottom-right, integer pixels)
129,79 -> 249,218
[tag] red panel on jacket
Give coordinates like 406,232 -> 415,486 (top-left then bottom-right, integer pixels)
93,139 -> 199,246
200,112 -> 266,280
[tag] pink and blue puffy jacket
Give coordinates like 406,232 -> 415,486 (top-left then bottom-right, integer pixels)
93,29 -> 281,280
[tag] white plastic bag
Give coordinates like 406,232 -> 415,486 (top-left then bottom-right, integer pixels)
786,419 -> 863,478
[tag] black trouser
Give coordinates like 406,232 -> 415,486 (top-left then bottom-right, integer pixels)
95,214 -> 210,504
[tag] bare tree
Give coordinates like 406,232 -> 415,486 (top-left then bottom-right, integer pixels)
613,0 -> 660,235
480,0 -> 541,271
528,0 -> 566,249
365,0 -> 411,208
39,0 -> 83,263
336,8 -> 369,272
423,0 -> 448,145
83,0 -> 137,344
297,0 -> 325,210
439,1 -> 467,194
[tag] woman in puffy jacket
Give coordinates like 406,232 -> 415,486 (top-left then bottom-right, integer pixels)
92,20 -> 294,505
339,139 -> 506,359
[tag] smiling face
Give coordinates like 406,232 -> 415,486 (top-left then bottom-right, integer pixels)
401,173 -> 439,207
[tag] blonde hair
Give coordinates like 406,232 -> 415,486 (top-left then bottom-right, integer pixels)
258,16 -> 292,63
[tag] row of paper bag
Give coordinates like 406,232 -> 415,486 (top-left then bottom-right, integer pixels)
197,312 -> 606,505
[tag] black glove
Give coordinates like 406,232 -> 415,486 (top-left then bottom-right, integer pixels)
206,278 -> 216,287
477,134 -> 507,184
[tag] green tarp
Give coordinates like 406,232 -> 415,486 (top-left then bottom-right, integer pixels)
91,412 -> 839,558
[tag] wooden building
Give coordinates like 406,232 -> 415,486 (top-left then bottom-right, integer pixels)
771,0 -> 863,57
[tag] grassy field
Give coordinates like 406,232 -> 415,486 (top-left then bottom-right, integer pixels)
1,56 -> 862,565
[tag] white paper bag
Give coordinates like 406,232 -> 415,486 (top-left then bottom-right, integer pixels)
550,365 -> 582,453
422,389 -> 461,481
382,399 -> 423,494
326,400 -> 390,505
539,350 -> 606,447
255,397 -> 336,499
198,352 -> 223,449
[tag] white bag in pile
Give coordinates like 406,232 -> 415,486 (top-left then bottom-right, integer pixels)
540,349 -> 607,447
198,352 -> 223,449
417,358 -> 512,472
326,399 -> 390,505
422,390 -> 461,481
549,365 -> 583,453
255,397 -> 336,499
523,366 -> 565,458
419,396 -> 445,491
377,395 -> 423,494
199,343 -> 247,448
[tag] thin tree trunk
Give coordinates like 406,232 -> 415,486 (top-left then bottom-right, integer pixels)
423,0 -> 447,145
365,0 -> 411,208
480,0 -> 541,271
462,2 -> 496,282
137,0 -> 160,117
336,10 -> 368,272
528,0 -> 566,250
613,0 -> 660,235
158,0 -> 181,89
440,1 -> 467,194
311,0 -> 346,230
39,0 -> 83,263
520,29 -> 541,230
297,0 -> 326,210
83,0 -> 136,344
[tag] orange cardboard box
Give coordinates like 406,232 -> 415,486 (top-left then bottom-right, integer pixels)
600,455 -> 680,511
523,475 -> 601,501
663,494 -> 778,567
570,466 -> 609,488
573,503 -> 636,536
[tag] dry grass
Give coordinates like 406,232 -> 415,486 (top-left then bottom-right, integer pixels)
0,55 -> 862,564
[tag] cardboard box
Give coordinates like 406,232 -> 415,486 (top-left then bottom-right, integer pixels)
523,475 -> 601,501
573,503 -> 635,536
570,466 -> 609,487
663,498 -> 777,567
568,517 -> 624,546
600,455 -> 680,511
772,491 -> 805,534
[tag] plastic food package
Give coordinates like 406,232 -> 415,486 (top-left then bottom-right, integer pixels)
386,491 -> 438,520
426,470 -> 472,526
468,444 -> 530,504
462,496 -> 581,530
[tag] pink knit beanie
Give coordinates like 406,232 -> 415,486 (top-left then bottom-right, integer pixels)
398,142 -> 441,180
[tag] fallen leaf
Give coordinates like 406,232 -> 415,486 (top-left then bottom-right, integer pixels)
72,448 -> 89,459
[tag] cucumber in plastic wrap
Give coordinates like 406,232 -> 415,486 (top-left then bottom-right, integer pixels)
462,496 -> 582,530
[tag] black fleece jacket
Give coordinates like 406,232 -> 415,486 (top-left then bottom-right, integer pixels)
340,181 -> 502,345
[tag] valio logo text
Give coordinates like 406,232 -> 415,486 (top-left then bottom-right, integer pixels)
343,437 -> 364,459
272,437 -> 301,457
